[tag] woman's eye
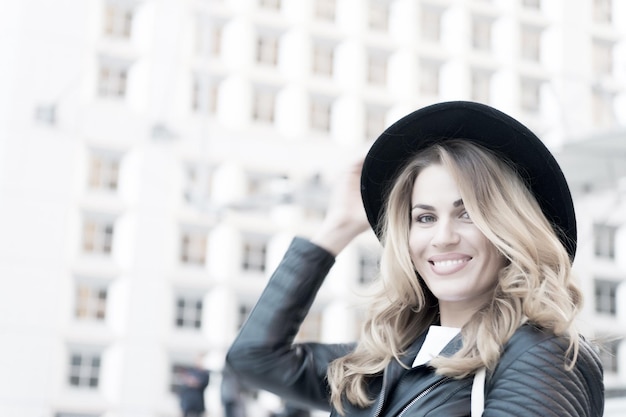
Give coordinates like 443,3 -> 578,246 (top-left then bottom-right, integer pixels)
416,214 -> 436,223
460,211 -> 471,220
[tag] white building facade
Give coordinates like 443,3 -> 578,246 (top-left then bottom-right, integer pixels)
0,0 -> 624,416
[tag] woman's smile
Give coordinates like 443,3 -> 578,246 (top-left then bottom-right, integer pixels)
428,254 -> 472,275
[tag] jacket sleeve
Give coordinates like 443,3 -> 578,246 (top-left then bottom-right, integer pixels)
225,237 -> 354,411
483,326 -> 604,417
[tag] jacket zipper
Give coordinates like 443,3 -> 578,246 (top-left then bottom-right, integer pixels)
372,372 -> 388,417
396,377 -> 451,417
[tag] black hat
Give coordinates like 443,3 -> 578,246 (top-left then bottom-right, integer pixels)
360,101 -> 577,260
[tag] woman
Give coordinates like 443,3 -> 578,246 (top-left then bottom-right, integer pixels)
226,101 -> 604,416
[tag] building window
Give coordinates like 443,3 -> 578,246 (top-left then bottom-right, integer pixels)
366,51 -> 388,86
68,350 -> 102,389
520,25 -> 542,62
420,5 -> 443,42
103,1 -> 133,39
88,150 -> 121,192
520,77 -> 542,112
75,281 -> 108,321
242,234 -> 268,272
522,0 -> 541,9
192,75 -> 219,115
82,215 -> 115,255
295,310 -> 322,342
595,279 -> 619,316
175,295 -> 203,329
593,0 -> 612,24
310,96 -> 332,132
594,223 -> 617,259
592,39 -> 614,78
314,0 -> 336,22
592,89 -> 615,128
252,86 -> 277,123
196,19 -> 223,58
256,32 -> 279,66
365,105 -> 386,141
419,60 -> 441,96
599,338 -> 620,374
470,69 -> 491,103
180,228 -> 208,266
312,41 -> 335,77
97,58 -> 130,98
358,250 -> 380,285
471,16 -> 492,52
368,0 -> 390,31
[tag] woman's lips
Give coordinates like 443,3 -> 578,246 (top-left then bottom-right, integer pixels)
428,255 -> 472,275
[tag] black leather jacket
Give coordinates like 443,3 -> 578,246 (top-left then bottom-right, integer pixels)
226,238 -> 604,416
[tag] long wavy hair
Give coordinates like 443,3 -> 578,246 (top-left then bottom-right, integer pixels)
326,140 -> 583,414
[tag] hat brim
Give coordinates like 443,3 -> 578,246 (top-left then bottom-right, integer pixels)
360,101 -> 577,260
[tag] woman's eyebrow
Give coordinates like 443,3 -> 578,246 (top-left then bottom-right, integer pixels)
411,199 -> 464,211
411,203 -> 434,211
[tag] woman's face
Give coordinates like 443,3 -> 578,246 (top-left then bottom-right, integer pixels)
408,164 -> 505,323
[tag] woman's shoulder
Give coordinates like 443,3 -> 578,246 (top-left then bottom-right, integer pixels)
484,325 -> 604,416
486,324 -> 604,414
496,323 -> 603,377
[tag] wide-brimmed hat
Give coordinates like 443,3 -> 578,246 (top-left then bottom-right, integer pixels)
360,101 -> 577,260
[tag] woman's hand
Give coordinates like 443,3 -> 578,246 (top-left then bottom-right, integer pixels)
311,157 -> 371,256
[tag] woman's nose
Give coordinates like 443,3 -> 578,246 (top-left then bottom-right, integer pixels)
431,219 -> 460,247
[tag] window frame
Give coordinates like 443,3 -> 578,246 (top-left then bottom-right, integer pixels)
179,227 -> 209,266
82,214 -> 116,256
519,77 -> 542,112
241,233 -> 269,273
419,59 -> 441,96
470,68 -> 492,103
314,0 -> 336,22
520,24 -> 542,63
420,5 -> 443,43
192,74 -> 220,115
594,223 -> 617,260
310,96 -> 333,132
594,278 -> 619,316
471,15 -> 493,52
174,293 -> 204,330
312,41 -> 335,77
366,50 -> 389,86
255,31 -> 280,66
67,348 -> 103,390
87,149 -> 122,192
593,0 -> 612,24
103,0 -> 134,39
74,279 -> 109,322
252,85 -> 278,123
97,57 -> 131,99
367,0 -> 390,32
195,18 -> 224,58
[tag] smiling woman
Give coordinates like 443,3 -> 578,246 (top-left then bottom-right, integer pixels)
226,101 -> 604,417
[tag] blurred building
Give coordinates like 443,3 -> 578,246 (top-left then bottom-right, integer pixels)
557,130 -> 626,415
0,0 -> 625,416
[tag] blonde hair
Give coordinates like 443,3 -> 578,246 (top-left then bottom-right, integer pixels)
327,140 -> 582,414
